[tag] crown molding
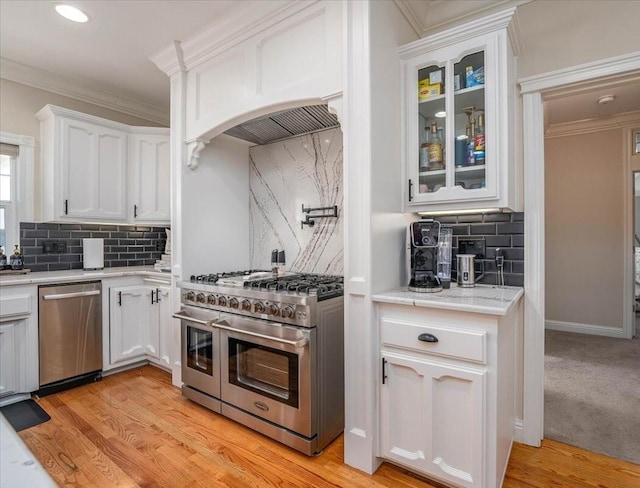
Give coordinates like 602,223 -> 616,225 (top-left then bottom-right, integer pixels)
398,6 -> 518,59
1,57 -> 169,126
151,0 -> 314,74
545,110 -> 640,139
393,1 -> 423,39
149,40 -> 186,78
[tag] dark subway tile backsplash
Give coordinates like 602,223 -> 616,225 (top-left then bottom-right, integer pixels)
439,212 -> 524,287
19,222 -> 168,272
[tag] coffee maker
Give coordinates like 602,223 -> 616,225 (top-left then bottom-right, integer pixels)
407,219 -> 443,293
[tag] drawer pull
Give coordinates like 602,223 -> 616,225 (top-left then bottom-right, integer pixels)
418,333 -> 438,343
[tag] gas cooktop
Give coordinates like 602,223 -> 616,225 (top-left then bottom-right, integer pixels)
189,270 -> 344,300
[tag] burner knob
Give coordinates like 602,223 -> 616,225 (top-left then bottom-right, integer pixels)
281,306 -> 295,319
267,303 -> 279,316
196,293 -> 205,303
254,301 -> 265,314
229,297 -> 239,309
241,300 -> 252,311
217,296 -> 227,307
207,294 -> 216,305
184,291 -> 195,302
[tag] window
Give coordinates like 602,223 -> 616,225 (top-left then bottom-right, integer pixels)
0,143 -> 18,251
0,132 -> 35,253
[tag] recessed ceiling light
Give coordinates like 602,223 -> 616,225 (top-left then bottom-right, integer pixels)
55,4 -> 90,23
597,94 -> 615,105
435,111 -> 446,118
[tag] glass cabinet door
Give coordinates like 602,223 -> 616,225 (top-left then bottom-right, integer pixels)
417,63 -> 446,194
454,51 -> 485,191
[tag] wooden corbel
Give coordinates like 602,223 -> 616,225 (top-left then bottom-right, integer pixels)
186,138 -> 209,170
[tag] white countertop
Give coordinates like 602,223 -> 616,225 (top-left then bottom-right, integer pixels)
372,283 -> 524,316
0,414 -> 57,488
0,266 -> 171,287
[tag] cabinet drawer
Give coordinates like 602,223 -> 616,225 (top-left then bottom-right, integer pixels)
0,296 -> 31,318
381,317 -> 486,364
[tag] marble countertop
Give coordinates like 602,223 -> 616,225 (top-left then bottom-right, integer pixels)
0,414 -> 56,488
0,265 -> 171,287
372,283 -> 524,316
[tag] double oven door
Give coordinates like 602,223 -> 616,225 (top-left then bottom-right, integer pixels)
217,313 -> 315,438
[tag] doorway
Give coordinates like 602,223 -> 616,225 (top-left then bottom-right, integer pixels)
542,112 -> 640,463
519,52 -> 640,448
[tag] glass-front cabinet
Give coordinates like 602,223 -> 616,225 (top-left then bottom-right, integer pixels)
400,9 -> 521,212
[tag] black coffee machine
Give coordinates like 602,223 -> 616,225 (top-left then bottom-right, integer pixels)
407,219 -> 442,293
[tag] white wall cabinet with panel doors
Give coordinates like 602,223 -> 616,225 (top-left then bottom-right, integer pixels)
38,105 -> 129,222
37,105 -> 170,224
0,285 -> 38,406
377,300 -> 521,488
129,130 -> 170,223
399,8 -> 521,213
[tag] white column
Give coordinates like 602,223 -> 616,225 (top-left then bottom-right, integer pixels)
522,91 -> 545,446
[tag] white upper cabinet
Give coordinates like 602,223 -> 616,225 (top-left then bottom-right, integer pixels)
37,105 -> 169,224
129,131 -> 170,223
39,108 -> 129,221
400,8 -> 522,213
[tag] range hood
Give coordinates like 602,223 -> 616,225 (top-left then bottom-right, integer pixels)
224,104 -> 339,145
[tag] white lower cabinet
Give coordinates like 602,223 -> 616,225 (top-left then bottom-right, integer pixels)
377,302 -> 520,488
110,285 -> 154,364
380,352 -> 485,488
0,322 -> 18,397
0,285 -> 38,406
105,278 -> 174,371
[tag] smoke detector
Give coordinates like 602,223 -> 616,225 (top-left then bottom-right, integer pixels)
597,95 -> 615,105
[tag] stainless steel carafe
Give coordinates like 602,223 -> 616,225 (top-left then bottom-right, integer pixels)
457,254 -> 476,287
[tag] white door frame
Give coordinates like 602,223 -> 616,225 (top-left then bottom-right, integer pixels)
519,51 -> 640,446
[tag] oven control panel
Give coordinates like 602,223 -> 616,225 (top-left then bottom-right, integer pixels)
181,288 -> 312,327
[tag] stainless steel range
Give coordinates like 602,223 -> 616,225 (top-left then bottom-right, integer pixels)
173,270 -> 344,455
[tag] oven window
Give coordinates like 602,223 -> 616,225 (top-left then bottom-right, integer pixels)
228,338 -> 299,408
186,326 -> 213,376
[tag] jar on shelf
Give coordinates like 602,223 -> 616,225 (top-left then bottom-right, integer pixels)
0,247 -> 7,269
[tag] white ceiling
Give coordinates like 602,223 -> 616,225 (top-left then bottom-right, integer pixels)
1,0 -> 638,127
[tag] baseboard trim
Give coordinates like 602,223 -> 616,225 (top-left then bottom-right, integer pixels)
545,320 -> 626,338
513,418 -> 524,444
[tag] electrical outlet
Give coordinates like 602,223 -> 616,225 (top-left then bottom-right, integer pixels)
42,240 -> 67,254
155,239 -> 166,252
458,238 -> 486,258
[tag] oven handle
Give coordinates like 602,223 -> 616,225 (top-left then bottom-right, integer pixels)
214,320 -> 309,348
172,311 -> 212,327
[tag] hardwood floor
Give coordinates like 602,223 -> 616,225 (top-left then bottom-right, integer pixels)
18,366 -> 640,488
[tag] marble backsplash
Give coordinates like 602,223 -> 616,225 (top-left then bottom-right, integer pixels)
249,128 -> 343,274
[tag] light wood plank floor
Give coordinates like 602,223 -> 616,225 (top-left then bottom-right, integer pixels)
18,366 -> 640,488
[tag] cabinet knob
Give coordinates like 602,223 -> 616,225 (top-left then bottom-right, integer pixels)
418,333 -> 438,343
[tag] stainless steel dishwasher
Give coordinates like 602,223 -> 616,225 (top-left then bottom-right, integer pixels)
38,281 -> 102,396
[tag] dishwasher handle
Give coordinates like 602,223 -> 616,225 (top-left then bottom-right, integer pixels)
42,290 -> 101,301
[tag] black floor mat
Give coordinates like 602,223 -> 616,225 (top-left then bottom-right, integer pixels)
0,399 -> 51,432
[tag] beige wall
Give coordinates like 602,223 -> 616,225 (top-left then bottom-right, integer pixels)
545,129 -> 624,329
0,79 -> 165,218
517,0 -> 640,78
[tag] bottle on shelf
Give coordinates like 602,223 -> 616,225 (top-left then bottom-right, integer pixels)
437,126 -> 446,167
0,247 -> 6,269
474,113 -> 485,165
466,117 -> 476,166
10,245 -> 24,270
419,125 -> 430,170
428,122 -> 443,170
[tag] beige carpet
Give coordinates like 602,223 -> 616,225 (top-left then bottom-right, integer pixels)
544,329 -> 640,465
